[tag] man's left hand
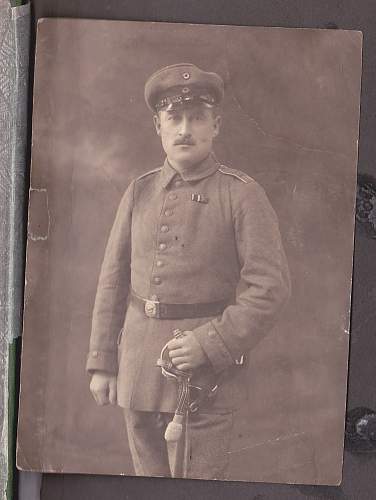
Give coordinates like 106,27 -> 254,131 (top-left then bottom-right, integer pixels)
167,331 -> 207,371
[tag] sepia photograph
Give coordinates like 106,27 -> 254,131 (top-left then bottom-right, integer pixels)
17,19 -> 362,485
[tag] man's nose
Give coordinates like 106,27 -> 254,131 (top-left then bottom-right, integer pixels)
178,116 -> 192,136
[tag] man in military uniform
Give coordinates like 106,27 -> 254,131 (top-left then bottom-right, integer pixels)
87,63 -> 291,480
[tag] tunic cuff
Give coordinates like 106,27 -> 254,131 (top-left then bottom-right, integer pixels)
193,322 -> 234,374
86,349 -> 118,374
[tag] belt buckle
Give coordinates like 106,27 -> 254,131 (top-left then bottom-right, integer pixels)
144,299 -> 160,318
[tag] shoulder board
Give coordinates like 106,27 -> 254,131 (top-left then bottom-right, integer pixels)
136,167 -> 162,181
218,165 -> 254,184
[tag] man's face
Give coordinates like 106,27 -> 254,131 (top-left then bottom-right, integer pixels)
153,105 -> 221,169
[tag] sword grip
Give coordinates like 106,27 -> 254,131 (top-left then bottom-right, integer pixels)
173,328 -> 185,339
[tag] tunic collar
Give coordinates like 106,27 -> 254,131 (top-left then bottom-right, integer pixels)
159,153 -> 219,189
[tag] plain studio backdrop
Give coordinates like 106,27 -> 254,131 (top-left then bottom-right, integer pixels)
17,19 -> 361,485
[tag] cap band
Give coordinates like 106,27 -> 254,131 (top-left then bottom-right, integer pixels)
155,91 -> 216,112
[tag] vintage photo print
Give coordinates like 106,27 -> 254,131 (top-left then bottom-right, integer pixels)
17,19 -> 362,484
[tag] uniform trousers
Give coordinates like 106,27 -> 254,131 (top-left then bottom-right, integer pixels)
123,409 -> 234,479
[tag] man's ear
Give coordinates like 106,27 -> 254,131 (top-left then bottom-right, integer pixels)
153,114 -> 161,136
212,114 -> 221,138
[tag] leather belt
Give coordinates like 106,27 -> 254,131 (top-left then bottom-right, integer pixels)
130,290 -> 228,319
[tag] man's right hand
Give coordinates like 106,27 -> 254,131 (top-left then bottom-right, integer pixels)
90,371 -> 117,406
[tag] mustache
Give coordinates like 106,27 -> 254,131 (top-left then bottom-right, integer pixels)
174,138 -> 195,146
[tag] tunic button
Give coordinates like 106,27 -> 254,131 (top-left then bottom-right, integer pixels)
161,225 -> 169,233
156,260 -> 163,267
159,243 -> 167,251
208,330 -> 216,338
92,351 -> 99,358
164,209 -> 173,216
169,193 -> 178,200
153,277 -> 162,285
150,294 -> 158,300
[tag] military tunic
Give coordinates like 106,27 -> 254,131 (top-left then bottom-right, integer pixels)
87,153 -> 291,414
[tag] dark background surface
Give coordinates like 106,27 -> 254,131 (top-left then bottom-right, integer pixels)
18,0 -> 376,498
